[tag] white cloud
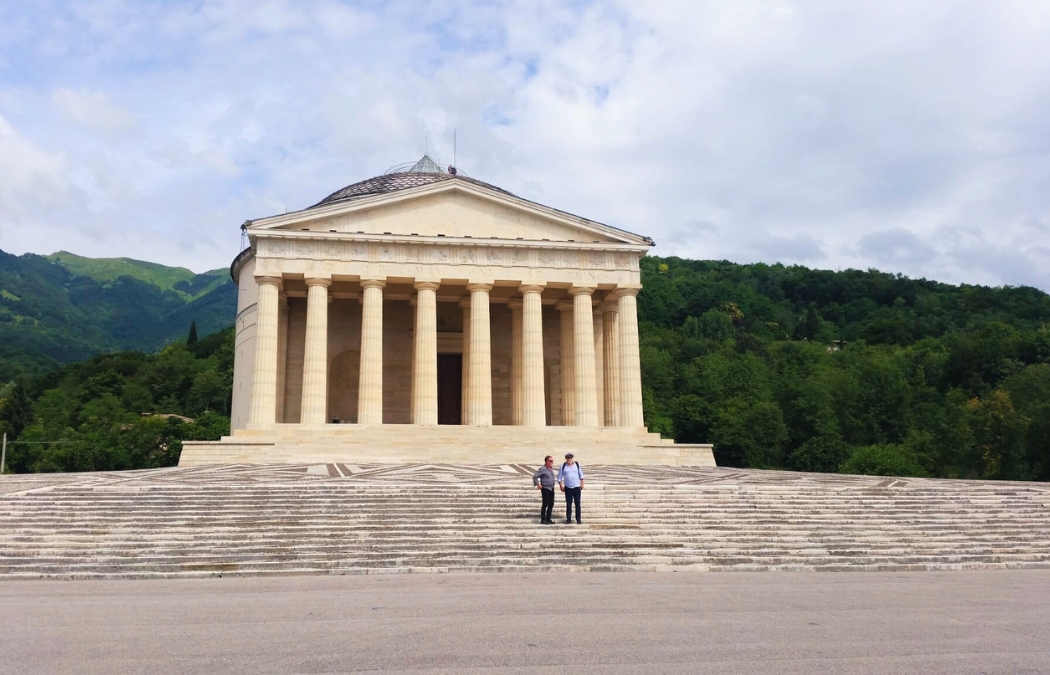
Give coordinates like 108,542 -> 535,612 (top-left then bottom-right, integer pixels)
0,113 -> 70,215
0,0 -> 1046,290
52,88 -> 139,137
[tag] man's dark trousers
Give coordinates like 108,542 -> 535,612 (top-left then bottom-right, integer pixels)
565,486 -> 582,523
540,488 -> 554,522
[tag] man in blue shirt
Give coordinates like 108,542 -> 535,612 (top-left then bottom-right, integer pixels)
557,452 -> 585,524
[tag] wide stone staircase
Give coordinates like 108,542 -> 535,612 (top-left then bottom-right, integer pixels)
1,464 -> 1049,579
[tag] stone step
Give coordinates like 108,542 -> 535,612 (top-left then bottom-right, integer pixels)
6,554 -> 1050,580
5,544 -> 1049,565
3,463 -> 1049,579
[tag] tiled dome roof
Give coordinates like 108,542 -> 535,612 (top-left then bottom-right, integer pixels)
311,155 -> 512,209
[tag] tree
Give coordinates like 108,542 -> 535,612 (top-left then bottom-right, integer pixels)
187,370 -> 229,415
186,320 -> 198,350
709,398 -> 788,468
840,443 -> 928,477
965,390 -> 1028,480
0,380 -> 34,439
791,434 -> 850,473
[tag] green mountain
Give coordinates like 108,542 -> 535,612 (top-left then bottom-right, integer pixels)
46,251 -> 228,300
0,249 -> 237,382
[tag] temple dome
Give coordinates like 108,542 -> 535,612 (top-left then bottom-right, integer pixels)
311,155 -> 512,209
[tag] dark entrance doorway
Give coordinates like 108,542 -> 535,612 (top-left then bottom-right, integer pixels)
437,354 -> 463,425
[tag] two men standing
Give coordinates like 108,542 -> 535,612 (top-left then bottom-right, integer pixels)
533,453 -> 585,525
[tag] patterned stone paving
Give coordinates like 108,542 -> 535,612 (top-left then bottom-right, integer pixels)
5,463 -> 1048,492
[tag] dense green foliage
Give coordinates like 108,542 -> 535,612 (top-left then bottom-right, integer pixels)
0,327 -> 233,473
638,257 -> 1050,480
0,249 -> 236,381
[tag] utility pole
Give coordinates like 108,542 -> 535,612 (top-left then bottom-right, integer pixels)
1,432 -> 6,475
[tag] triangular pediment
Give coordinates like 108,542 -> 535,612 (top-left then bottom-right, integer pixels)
248,180 -> 650,247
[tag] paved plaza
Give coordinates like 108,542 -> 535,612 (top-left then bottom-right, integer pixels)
2,570 -> 1049,674
3,465 -> 1050,672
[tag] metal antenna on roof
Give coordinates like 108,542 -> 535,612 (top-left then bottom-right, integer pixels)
447,129 -> 459,175
425,135 -> 428,156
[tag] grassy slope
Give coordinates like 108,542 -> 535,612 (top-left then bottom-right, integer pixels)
47,251 -> 227,300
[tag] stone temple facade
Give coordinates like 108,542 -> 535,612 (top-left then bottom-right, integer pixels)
178,157 -> 714,465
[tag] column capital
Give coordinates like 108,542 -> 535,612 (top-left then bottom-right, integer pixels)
556,300 -> 574,312
413,280 -> 441,292
507,299 -> 524,311
466,282 -> 493,293
255,276 -> 283,288
569,286 -> 596,297
304,277 -> 332,288
518,283 -> 546,295
611,285 -> 641,298
360,278 -> 386,290
601,300 -> 620,314
459,297 -> 471,309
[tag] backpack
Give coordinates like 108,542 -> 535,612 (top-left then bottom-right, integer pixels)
560,462 -> 582,483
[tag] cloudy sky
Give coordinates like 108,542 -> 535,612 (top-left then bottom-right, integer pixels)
1,1 -> 1048,290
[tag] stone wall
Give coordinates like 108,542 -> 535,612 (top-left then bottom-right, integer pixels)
230,258 -> 259,431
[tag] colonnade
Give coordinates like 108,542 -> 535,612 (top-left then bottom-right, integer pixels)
247,277 -> 645,429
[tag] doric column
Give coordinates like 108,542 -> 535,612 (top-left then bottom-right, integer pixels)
467,283 -> 493,426
570,287 -> 599,427
408,296 -> 416,414
460,297 -> 472,425
557,301 -> 575,426
358,278 -> 385,425
248,276 -> 282,426
602,303 -> 621,427
508,299 -> 524,426
275,294 -> 289,424
616,287 -> 645,428
593,304 -> 605,427
411,280 -> 440,425
519,284 -> 547,427
300,277 -> 331,425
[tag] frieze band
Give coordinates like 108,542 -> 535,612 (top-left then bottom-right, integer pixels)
256,237 -> 638,271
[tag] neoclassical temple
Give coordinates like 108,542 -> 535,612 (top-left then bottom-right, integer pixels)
179,157 -> 713,465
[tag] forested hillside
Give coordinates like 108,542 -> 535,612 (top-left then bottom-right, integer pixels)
0,249 -> 235,381
1,254 -> 1048,481
0,327 -> 232,472
638,257 -> 1050,480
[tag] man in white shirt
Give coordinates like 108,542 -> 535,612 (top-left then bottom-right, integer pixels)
557,453 -> 585,524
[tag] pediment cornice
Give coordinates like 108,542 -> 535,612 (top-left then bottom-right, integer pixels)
251,229 -> 649,253
247,179 -> 653,248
